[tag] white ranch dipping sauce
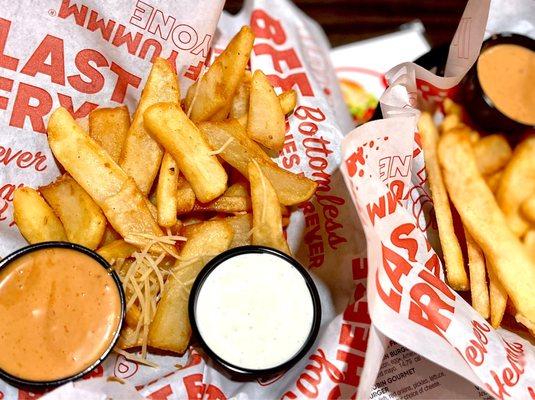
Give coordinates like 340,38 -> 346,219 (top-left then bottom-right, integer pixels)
194,252 -> 315,370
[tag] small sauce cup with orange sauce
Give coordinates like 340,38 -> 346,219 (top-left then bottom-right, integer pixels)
0,242 -> 125,388
462,33 -> 535,134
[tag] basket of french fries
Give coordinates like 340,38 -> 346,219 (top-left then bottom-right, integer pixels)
0,0 -> 533,398
341,0 -> 535,398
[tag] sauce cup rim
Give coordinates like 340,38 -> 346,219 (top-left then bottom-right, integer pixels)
188,245 -> 322,377
0,241 -> 125,389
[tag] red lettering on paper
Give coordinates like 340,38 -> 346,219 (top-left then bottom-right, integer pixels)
109,62 -> 141,103
68,49 -> 108,94
484,340 -> 525,400
147,384 -> 173,400
0,18 -> 19,70
183,374 -> 226,400
250,9 -> 286,44
57,94 -> 98,119
58,0 -> 88,26
9,83 -> 52,133
284,349 -> 344,399
20,35 -> 65,85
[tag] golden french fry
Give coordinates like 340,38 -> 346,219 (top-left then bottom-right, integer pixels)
120,58 -> 180,195
97,239 -> 137,263
440,114 -> 461,134
184,26 -> 254,122
209,101 -> 232,122
188,183 -> 251,215
143,102 -> 227,203
13,187 -> 67,243
99,225 -> 122,247
438,130 -> 535,325
235,89 -> 297,127
496,136 -> 535,237
465,228 -> 490,319
200,120 -> 317,205
418,114 -> 468,290
524,230 -> 535,261
248,161 -> 290,254
224,213 -> 253,248
47,107 -> 175,256
230,71 -> 252,120
484,171 -> 503,193
40,174 -> 106,249
75,115 -> 89,132
247,70 -> 285,151
89,106 -> 130,163
443,98 -> 462,118
156,153 -> 179,227
125,305 -> 141,329
488,263 -> 507,328
176,176 -> 196,214
520,193 -> 535,224
148,220 -> 233,353
117,326 -> 142,349
473,134 -> 512,175
279,89 -> 297,115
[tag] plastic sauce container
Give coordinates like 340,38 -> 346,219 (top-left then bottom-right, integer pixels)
462,33 -> 535,134
189,246 -> 321,376
0,242 -> 125,388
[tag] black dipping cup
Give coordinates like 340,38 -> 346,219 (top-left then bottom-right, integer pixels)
0,241 -> 125,389
189,245 -> 322,377
462,33 -> 535,134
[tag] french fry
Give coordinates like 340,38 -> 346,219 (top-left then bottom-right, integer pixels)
13,187 -> 67,243
520,193 -> 535,224
438,130 -> 535,325
200,120 -> 317,205
40,174 -> 106,249
496,136 -> 535,237
99,225 -> 122,247
465,229 -> 490,319
524,230 -> 535,261
117,326 -> 143,349
47,107 -> 176,256
473,134 -> 512,175
248,161 -> 290,254
143,102 -> 228,203
120,58 -> 180,195
97,239 -> 137,263
443,98 -> 462,118
279,89 -> 297,115
89,106 -> 130,163
184,26 -> 254,122
148,220 -> 233,353
156,153 -> 179,227
125,304 -> 141,328
247,70 -> 286,151
235,89 -> 297,127
418,114 -> 468,290
230,71 -> 252,120
484,171 -> 503,193
176,176 -> 196,214
488,262 -> 507,328
440,114 -> 461,134
188,183 -> 251,215
224,213 -> 253,248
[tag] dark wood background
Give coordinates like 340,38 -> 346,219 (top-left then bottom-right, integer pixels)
224,0 -> 468,48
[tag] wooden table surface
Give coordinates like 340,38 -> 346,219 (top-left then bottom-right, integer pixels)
224,0 -> 467,48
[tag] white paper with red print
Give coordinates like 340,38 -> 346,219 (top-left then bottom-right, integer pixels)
0,0 -> 375,399
342,0 -> 535,399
